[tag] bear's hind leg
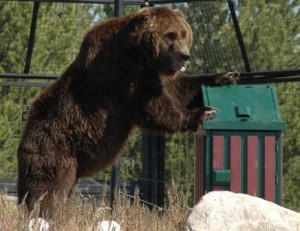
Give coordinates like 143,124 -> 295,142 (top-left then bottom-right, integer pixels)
18,158 -> 78,219
40,166 -> 78,218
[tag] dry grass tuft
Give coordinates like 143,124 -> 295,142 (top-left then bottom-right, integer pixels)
0,183 -> 192,231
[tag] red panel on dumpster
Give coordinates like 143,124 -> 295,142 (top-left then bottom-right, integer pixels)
247,136 -> 258,196
230,136 -> 241,193
264,136 -> 276,202
213,136 -> 224,169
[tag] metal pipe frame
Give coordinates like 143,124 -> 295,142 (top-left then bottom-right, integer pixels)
110,0 -> 123,208
3,0 -> 203,4
0,73 -> 58,80
1,69 -> 300,83
227,0 -> 251,72
24,2 -> 40,74
2,0 -> 298,84
1,0 -> 300,208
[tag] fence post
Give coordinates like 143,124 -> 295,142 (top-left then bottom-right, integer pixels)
110,0 -> 124,208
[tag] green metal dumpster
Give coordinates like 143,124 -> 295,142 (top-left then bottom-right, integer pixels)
195,85 -> 287,205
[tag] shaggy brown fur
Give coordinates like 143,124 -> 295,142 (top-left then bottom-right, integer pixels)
17,7 -> 238,217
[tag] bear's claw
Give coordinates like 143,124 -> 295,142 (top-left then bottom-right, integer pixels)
201,106 -> 219,121
213,72 -> 239,85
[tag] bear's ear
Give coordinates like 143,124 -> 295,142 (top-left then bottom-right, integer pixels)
137,7 -> 152,15
126,8 -> 159,58
173,9 -> 185,18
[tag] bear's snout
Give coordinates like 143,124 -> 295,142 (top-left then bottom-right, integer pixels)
180,52 -> 190,61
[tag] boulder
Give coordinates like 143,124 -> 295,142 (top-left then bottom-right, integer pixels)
187,191 -> 300,231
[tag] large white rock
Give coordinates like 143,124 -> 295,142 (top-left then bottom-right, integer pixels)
187,191 -> 300,231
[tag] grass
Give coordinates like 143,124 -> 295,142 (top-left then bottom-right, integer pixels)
0,183 -> 191,231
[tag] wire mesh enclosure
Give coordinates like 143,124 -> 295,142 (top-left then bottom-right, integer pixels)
0,0 -> 299,209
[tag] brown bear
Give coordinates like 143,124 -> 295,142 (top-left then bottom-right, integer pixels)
17,7 -> 238,217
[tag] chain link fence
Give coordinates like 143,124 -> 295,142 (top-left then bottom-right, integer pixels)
0,1 -> 299,210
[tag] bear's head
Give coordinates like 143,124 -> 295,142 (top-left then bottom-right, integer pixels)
127,7 -> 193,76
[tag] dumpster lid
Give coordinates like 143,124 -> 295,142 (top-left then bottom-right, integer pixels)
201,85 -> 287,131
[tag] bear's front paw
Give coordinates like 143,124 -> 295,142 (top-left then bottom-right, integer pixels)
200,106 -> 219,121
213,72 -> 239,85
185,106 -> 219,132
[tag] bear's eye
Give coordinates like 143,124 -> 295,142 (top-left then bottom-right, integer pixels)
166,32 -> 177,40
